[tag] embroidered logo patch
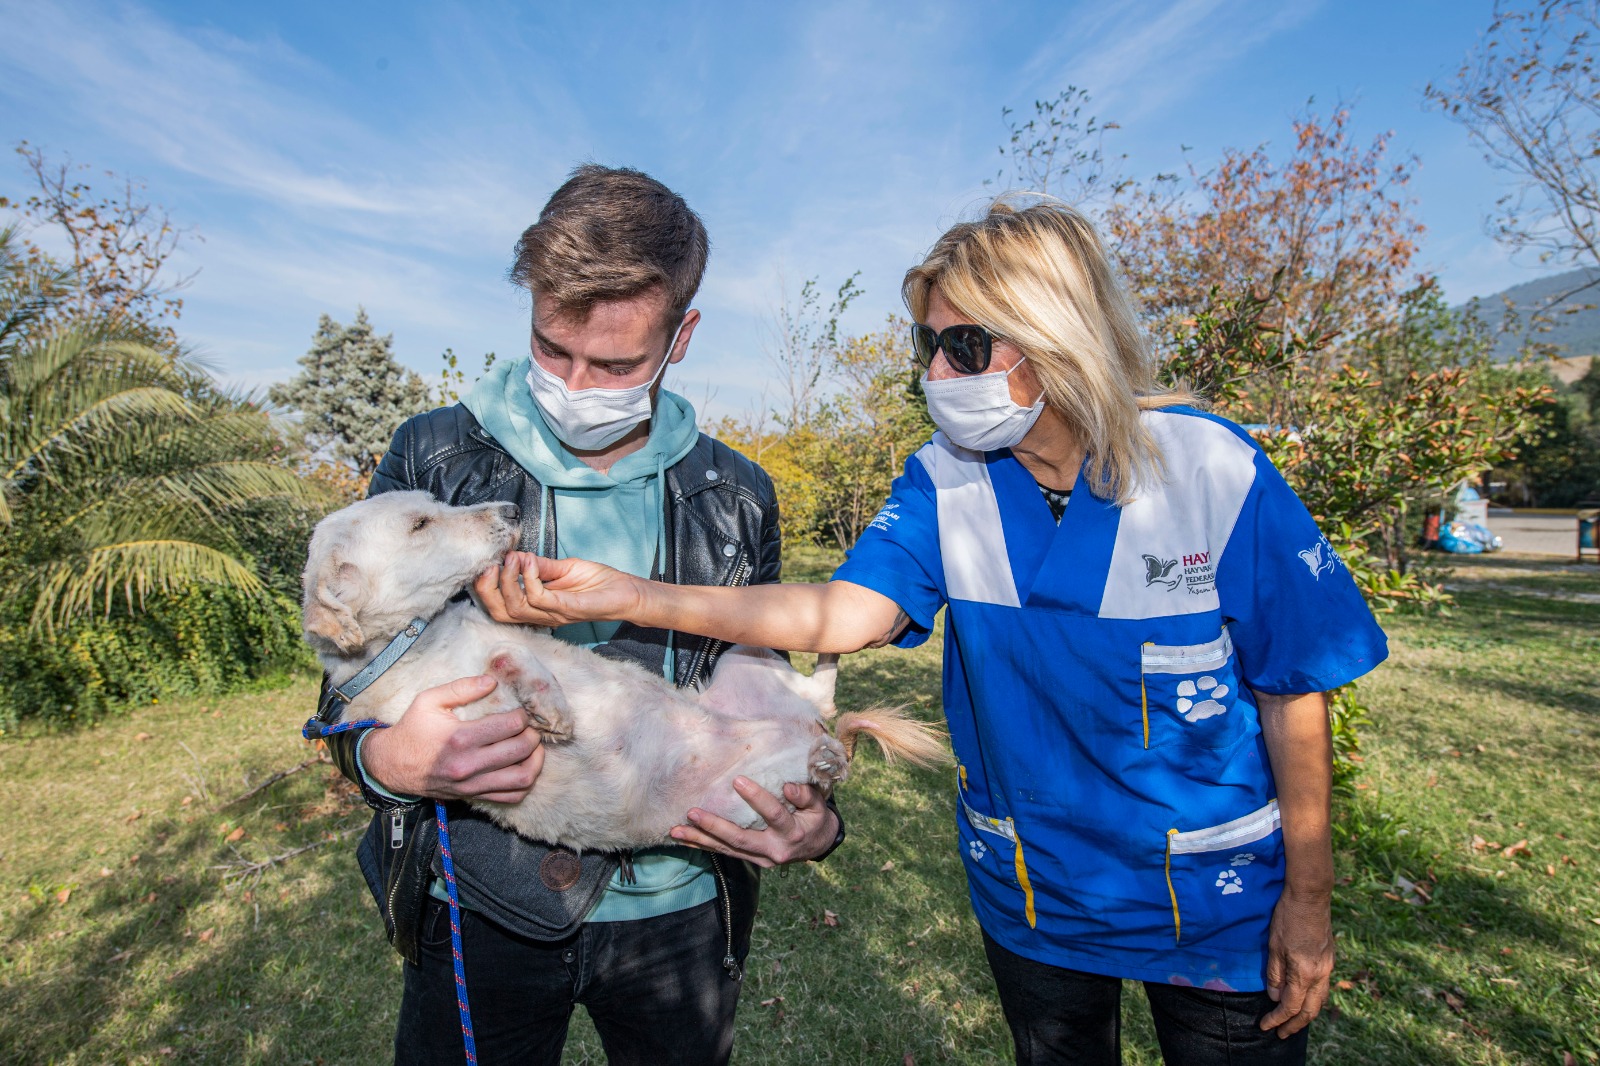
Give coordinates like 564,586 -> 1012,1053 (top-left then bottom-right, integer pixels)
1215,868 -> 1244,895
868,502 -> 901,533
1298,535 -> 1340,579
1180,550 -> 1216,597
1142,554 -> 1180,590
1176,675 -> 1230,722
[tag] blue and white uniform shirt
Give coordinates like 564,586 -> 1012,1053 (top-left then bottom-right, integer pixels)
834,407 -> 1388,992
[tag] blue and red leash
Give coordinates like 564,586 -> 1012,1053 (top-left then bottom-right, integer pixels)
303,711 -> 478,1066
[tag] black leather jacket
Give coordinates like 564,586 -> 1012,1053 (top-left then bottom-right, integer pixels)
320,403 -> 837,965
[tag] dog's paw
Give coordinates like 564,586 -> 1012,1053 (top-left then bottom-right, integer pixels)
808,734 -> 849,788
520,677 -> 574,743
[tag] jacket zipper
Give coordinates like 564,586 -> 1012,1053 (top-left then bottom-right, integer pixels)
683,553 -> 752,691
709,853 -> 741,981
684,549 -> 752,981
386,813 -> 410,940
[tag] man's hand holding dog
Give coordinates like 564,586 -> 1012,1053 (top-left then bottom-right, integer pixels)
361,675 -> 546,804
671,778 -> 840,867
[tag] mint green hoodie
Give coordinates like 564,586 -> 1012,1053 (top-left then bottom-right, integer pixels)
463,357 -> 715,922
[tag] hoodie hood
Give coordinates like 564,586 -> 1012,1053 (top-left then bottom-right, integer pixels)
463,355 -> 700,661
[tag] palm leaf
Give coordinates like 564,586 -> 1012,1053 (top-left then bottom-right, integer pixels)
25,540 -> 267,632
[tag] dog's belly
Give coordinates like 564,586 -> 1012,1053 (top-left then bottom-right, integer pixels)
333,607 -> 841,851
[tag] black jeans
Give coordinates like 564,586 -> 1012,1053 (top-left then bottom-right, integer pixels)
395,897 -> 745,1066
983,931 -> 1309,1065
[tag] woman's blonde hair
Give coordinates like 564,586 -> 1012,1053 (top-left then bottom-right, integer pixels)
903,197 -> 1191,505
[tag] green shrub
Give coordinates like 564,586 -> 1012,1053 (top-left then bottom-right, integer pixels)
0,586 -> 312,732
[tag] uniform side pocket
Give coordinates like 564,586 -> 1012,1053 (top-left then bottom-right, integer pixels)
1163,799 -> 1283,947
959,789 -> 1037,929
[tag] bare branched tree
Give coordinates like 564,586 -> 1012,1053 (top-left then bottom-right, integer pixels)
1426,1 -> 1600,302
766,271 -> 863,429
989,86 -> 1126,206
4,143 -> 199,335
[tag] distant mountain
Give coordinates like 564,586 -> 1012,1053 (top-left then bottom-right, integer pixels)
1461,266 -> 1600,361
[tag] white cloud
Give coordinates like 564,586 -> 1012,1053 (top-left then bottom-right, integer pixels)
1016,0 -> 1325,123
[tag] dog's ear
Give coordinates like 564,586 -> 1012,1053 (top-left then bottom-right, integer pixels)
304,560 -> 366,653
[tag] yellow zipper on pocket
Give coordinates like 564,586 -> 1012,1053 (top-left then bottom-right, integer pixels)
1010,817 -> 1037,929
1140,642 -> 1154,749
1165,827 -> 1181,944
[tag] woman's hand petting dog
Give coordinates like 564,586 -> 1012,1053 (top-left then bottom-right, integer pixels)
359,675 -> 547,804
671,777 -> 840,868
476,552 -> 640,629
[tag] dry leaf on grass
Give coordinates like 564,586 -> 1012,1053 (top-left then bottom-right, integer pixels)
225,827 -> 247,843
124,810 -> 141,824
107,949 -> 132,964
135,732 -> 153,741
822,909 -> 839,927
55,888 -> 71,904
880,860 -> 895,872
1502,839 -> 1531,858
197,928 -> 214,943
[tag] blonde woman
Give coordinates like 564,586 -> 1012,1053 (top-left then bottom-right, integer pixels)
480,200 -> 1388,1065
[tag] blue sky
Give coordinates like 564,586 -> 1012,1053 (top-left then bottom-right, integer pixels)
0,0 -> 1548,420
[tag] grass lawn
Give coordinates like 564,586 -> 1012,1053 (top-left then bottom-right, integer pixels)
0,549 -> 1596,1064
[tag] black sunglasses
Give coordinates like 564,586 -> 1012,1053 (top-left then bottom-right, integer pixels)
911,322 -> 996,375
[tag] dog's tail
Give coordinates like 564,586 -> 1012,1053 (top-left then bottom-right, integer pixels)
835,708 -> 951,769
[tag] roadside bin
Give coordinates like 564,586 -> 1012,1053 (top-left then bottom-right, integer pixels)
1579,501 -> 1599,564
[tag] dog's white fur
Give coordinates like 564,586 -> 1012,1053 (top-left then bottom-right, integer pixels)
302,491 -> 946,852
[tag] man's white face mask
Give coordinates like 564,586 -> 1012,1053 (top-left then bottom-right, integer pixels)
526,319 -> 683,451
921,357 -> 1045,452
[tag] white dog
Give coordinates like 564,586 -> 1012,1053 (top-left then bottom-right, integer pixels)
301,491 -> 946,852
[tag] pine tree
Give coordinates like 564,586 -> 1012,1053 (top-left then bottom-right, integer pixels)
270,309 -> 432,481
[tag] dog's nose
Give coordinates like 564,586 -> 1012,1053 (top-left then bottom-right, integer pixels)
499,503 -> 521,522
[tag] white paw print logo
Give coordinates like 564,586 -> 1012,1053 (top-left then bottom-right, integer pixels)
1215,868 -> 1244,895
1177,676 -> 1230,723
968,839 -> 987,861
1230,852 -> 1256,867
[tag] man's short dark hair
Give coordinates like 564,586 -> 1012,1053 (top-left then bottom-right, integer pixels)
511,165 -> 710,321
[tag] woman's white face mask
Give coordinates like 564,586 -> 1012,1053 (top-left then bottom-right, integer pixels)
526,320 -> 683,451
922,357 -> 1045,452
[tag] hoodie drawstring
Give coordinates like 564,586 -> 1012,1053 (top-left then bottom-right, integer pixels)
655,452 -> 676,682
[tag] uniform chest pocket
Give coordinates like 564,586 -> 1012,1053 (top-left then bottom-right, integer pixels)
1140,629 -> 1246,750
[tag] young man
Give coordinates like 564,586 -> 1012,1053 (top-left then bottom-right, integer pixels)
318,165 -> 843,1065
